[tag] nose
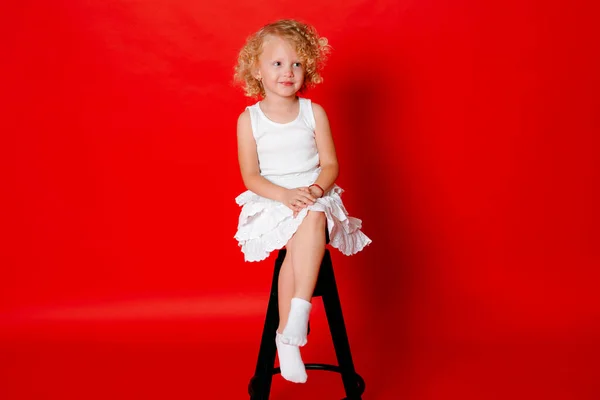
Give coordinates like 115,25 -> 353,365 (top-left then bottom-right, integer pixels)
284,65 -> 294,77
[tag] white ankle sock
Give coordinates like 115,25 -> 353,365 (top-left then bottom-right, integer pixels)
281,297 -> 312,346
276,332 -> 307,383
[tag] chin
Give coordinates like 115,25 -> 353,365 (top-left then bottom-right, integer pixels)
278,90 -> 299,97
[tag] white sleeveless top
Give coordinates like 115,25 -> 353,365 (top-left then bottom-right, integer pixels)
236,97 -> 373,262
246,97 -> 320,187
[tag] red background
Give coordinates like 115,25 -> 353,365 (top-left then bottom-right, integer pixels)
2,0 -> 599,399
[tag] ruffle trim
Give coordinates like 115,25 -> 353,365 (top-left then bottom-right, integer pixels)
234,185 -> 372,262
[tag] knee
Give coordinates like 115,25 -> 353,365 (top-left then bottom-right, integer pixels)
305,211 -> 326,229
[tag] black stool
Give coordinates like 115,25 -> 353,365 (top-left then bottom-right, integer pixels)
248,239 -> 365,399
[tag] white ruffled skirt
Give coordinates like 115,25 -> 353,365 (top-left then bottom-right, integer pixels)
234,168 -> 372,262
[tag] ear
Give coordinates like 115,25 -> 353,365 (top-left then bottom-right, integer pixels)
252,63 -> 261,80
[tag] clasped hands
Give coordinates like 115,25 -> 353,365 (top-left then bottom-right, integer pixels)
282,186 -> 324,218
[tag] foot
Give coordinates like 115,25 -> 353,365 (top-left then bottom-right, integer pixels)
281,297 -> 312,346
276,332 -> 307,383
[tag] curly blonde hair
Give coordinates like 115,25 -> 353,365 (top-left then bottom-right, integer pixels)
233,19 -> 331,98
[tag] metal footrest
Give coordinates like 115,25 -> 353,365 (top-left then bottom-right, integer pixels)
249,364 -> 365,400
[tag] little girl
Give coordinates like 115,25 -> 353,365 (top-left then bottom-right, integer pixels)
233,19 -> 371,383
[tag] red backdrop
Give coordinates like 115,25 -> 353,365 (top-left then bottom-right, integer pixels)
2,0 -> 599,399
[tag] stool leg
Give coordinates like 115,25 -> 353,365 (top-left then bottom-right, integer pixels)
249,255 -> 284,399
321,254 -> 363,399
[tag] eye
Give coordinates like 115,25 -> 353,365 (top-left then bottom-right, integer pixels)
273,61 -> 281,67
293,62 -> 302,68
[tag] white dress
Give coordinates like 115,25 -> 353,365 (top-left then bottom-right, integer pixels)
234,97 -> 372,262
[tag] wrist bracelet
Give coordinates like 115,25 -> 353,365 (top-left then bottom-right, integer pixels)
309,184 -> 325,197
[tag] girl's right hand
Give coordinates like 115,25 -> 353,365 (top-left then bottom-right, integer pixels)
281,187 -> 316,216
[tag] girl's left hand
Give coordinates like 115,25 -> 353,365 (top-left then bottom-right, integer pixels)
292,187 -> 312,218
294,185 -> 324,217
308,185 -> 324,199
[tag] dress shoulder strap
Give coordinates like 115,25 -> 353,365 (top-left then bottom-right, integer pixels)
299,97 -> 316,131
245,103 -> 261,138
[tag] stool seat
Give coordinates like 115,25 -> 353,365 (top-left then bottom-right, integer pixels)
248,248 -> 365,400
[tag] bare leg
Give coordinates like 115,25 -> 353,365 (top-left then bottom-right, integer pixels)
277,241 -> 295,333
281,211 -> 326,346
291,211 -> 326,301
275,234 -> 307,383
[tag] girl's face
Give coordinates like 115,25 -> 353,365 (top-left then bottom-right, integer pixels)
255,35 -> 305,99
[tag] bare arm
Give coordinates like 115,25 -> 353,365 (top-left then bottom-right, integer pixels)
310,103 -> 339,195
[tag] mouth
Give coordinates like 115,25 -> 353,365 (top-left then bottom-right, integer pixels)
279,82 -> 295,86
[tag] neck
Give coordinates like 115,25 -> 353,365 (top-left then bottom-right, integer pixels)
261,94 -> 299,110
